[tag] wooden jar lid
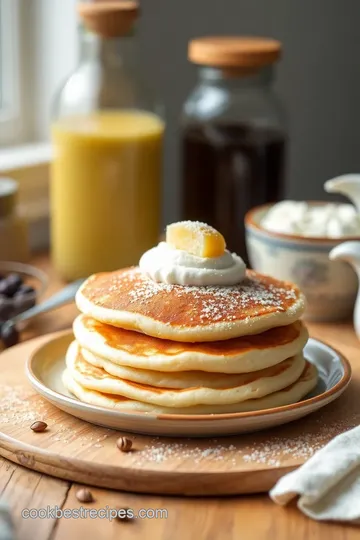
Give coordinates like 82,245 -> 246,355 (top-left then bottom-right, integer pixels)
77,1 -> 139,38
188,37 -> 282,69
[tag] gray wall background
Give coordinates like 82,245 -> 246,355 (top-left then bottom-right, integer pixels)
137,0 -> 360,225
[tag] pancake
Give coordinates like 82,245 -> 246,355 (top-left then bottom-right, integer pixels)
81,345 -> 306,390
66,341 -> 307,407
74,314 -> 308,373
63,360 -> 318,415
76,268 -> 306,342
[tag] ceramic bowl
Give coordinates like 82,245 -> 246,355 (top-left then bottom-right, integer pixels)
0,261 -> 48,321
245,203 -> 359,322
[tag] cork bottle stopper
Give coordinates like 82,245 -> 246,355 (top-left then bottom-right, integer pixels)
188,37 -> 282,69
77,1 -> 139,38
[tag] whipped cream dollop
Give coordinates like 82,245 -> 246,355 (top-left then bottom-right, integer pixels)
139,242 -> 246,286
261,201 -> 360,238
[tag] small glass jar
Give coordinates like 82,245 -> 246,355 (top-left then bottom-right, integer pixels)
51,1 -> 164,281
181,37 -> 287,263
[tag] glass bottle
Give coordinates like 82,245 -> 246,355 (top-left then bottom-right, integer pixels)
51,1 -> 164,281
181,37 -> 287,264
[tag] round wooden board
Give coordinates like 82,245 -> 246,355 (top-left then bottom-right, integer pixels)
0,333 -> 358,496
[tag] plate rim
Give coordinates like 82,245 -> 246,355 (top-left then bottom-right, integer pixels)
26,330 -> 352,423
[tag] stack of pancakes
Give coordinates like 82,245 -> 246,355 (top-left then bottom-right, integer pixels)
63,267 -> 318,414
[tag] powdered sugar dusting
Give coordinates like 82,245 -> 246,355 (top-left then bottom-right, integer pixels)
132,411 -> 359,468
240,412 -> 359,466
133,441 -> 239,466
0,385 -> 47,425
0,384 -> 113,449
103,268 -> 299,324
167,221 -> 218,236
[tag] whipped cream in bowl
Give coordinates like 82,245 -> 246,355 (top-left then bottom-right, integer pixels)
139,241 -> 246,287
260,201 -> 360,239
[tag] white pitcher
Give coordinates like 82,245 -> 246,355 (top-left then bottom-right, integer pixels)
326,174 -> 360,338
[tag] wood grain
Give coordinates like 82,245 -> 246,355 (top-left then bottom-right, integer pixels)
0,254 -> 358,539
53,487 -> 360,540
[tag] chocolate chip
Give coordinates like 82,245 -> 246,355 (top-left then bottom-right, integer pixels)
76,488 -> 94,503
30,421 -> 48,432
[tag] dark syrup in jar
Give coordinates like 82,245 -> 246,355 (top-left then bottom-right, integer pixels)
181,123 -> 286,264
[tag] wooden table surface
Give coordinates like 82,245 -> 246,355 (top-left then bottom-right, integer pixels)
2,254 -> 359,540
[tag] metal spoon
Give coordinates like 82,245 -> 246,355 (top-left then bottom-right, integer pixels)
5,279 -> 85,329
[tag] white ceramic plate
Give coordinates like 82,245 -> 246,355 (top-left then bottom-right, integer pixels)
26,332 -> 351,437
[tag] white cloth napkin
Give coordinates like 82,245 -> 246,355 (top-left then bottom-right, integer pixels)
270,425 -> 360,522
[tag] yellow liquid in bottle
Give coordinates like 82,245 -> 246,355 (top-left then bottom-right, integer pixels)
51,111 -> 164,280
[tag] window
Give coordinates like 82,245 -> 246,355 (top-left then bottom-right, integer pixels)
0,0 -> 78,251
0,0 -> 78,147
0,0 -> 21,146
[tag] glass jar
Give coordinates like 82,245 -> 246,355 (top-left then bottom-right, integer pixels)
51,1 -> 164,281
181,37 -> 287,263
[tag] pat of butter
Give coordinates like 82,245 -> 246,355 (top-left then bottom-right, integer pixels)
166,221 -> 226,258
